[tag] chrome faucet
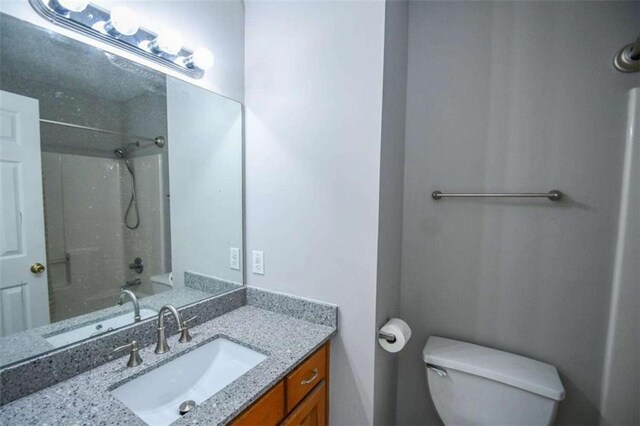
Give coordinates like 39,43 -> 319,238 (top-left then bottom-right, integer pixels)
118,289 -> 141,322
154,304 -> 183,354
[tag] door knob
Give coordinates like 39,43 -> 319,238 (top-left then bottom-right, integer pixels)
30,263 -> 46,274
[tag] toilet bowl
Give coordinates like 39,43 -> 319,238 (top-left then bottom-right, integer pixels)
423,336 -> 565,426
150,272 -> 173,294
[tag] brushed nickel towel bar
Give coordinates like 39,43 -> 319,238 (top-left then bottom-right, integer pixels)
432,190 -> 562,201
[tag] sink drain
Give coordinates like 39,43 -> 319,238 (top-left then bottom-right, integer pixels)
179,400 -> 196,416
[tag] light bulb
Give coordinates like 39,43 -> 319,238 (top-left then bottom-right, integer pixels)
51,0 -> 89,13
106,6 -> 139,36
187,47 -> 214,71
150,30 -> 183,56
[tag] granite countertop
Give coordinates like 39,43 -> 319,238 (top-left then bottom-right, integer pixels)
0,304 -> 336,425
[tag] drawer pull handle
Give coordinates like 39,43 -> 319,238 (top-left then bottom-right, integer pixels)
301,368 -> 319,385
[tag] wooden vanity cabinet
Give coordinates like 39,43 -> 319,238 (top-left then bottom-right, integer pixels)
230,341 -> 330,426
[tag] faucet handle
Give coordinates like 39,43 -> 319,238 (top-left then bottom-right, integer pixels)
113,340 -> 138,352
183,315 -> 198,326
113,340 -> 143,367
179,316 -> 198,343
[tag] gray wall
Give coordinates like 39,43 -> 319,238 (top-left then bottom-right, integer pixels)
374,1 -> 408,425
244,1 -> 386,424
396,2 -> 639,425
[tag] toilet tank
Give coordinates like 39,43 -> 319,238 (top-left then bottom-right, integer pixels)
423,336 -> 565,426
150,272 -> 173,293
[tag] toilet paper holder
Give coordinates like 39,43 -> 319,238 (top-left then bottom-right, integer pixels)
378,329 -> 397,344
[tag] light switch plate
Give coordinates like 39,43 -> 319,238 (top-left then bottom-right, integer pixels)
230,247 -> 240,270
252,250 -> 264,275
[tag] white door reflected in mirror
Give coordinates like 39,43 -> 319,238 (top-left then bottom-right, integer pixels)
0,90 -> 50,337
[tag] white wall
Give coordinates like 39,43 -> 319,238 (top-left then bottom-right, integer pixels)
167,77 -> 243,288
244,1 -> 386,424
374,1 -> 408,424
397,2 -> 639,425
0,0 -> 244,101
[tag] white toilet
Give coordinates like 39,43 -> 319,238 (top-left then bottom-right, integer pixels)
423,336 -> 565,425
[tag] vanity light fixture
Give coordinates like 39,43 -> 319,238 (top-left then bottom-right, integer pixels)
186,47 -> 215,71
28,0 -> 212,79
149,29 -> 183,56
104,6 -> 139,37
50,0 -> 89,14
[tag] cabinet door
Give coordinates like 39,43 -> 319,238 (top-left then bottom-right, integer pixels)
281,381 -> 326,426
231,381 -> 285,426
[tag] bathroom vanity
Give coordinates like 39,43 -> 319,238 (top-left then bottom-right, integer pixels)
0,286 -> 337,425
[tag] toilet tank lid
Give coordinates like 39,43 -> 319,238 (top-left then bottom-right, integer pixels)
423,336 -> 565,401
150,272 -> 173,286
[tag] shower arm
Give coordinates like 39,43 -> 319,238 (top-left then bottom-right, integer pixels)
614,33 -> 640,72
630,34 -> 640,61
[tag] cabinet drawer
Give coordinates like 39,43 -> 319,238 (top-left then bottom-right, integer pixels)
231,380 -> 285,426
286,345 -> 327,411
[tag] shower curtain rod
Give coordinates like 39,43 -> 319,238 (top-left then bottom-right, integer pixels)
39,119 -> 165,145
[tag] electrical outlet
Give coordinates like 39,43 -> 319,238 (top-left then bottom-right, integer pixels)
252,250 -> 264,275
230,247 -> 240,270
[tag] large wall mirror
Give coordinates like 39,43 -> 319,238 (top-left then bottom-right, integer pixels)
0,13 -> 244,367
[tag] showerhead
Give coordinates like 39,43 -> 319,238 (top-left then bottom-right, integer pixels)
114,141 -> 140,159
114,148 -> 127,159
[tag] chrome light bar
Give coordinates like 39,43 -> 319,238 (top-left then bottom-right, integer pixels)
28,0 -> 212,79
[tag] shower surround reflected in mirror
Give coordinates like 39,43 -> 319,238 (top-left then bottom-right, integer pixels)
0,13 -> 244,366
41,135 -> 169,322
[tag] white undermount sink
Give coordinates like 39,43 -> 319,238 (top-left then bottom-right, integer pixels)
45,308 -> 157,348
111,338 -> 267,426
